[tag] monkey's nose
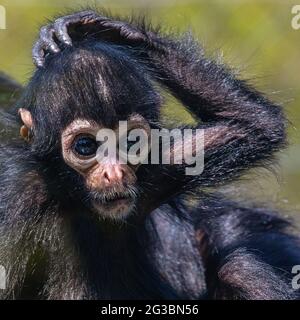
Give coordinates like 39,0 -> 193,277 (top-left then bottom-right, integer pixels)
102,165 -> 125,185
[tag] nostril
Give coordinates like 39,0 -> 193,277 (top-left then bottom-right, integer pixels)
102,166 -> 126,185
103,171 -> 111,183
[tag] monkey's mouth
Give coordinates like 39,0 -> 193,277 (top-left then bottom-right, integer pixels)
100,193 -> 133,205
94,189 -> 136,204
89,188 -> 137,219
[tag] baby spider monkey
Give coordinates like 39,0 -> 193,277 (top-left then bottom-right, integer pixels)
0,10 -> 299,299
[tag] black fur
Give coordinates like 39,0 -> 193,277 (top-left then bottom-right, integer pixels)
0,10 -> 299,300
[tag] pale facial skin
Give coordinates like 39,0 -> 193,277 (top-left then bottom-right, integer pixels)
19,109 -> 151,220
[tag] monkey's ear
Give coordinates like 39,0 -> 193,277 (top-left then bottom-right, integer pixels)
18,108 -> 33,141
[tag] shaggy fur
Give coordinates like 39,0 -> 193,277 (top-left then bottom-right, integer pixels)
0,10 -> 299,299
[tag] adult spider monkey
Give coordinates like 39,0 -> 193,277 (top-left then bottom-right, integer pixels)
0,9 -> 299,299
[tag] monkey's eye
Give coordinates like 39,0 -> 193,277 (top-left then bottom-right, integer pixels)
72,135 -> 98,158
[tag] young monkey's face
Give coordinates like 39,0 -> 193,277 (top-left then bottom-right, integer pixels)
19,108 -> 151,220
60,114 -> 151,220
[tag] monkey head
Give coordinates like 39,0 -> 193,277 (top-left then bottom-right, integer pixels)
17,41 -> 160,220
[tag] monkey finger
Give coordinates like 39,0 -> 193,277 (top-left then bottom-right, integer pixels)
40,24 -> 60,54
32,40 -> 46,68
53,17 -> 73,46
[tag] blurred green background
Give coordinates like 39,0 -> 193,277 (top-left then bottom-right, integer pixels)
0,0 -> 299,221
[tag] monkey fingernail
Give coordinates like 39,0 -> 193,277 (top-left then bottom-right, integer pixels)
50,44 -> 60,53
62,36 -> 72,46
34,59 -> 44,68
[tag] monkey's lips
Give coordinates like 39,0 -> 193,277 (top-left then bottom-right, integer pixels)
90,189 -> 137,219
